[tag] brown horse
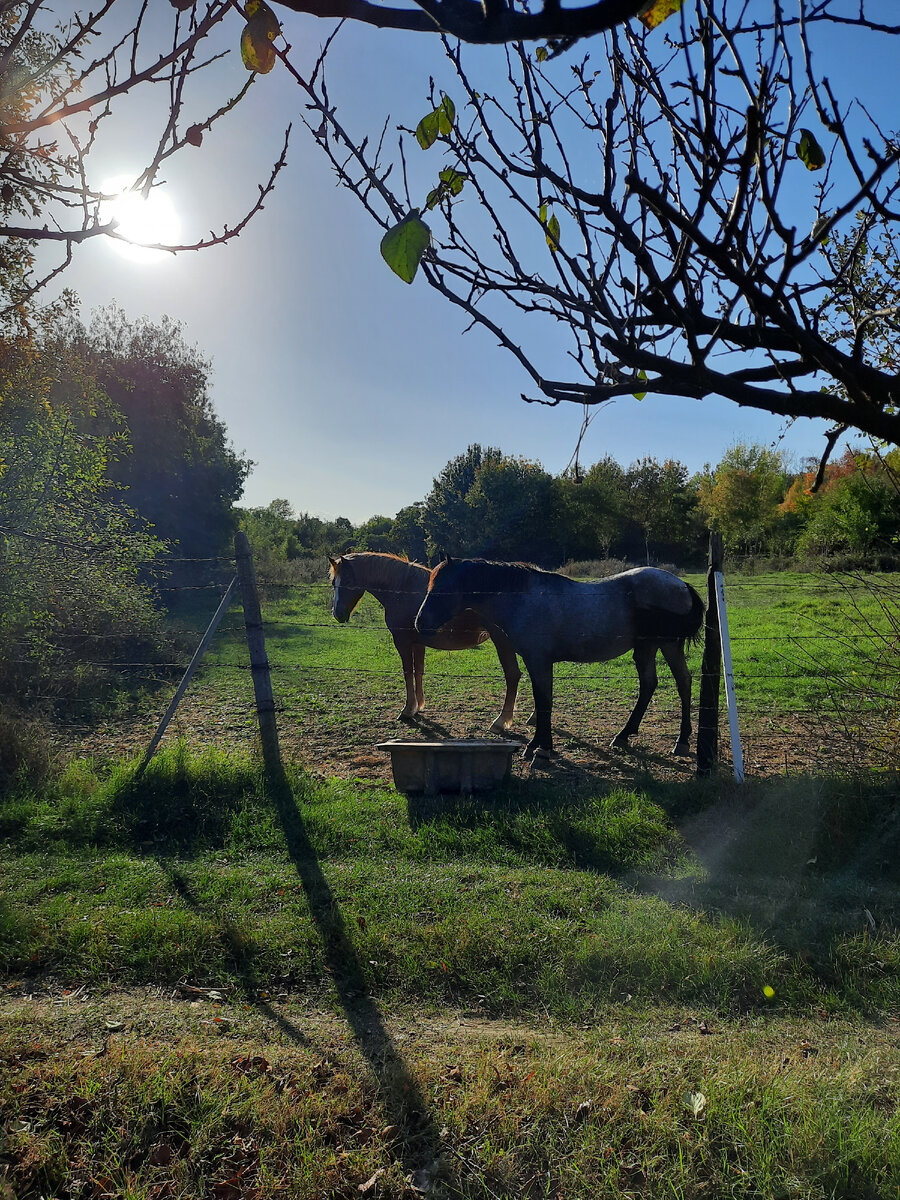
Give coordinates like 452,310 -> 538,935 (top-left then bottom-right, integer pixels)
328,552 -> 521,729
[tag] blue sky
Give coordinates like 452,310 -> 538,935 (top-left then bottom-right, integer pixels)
52,7 -> 889,524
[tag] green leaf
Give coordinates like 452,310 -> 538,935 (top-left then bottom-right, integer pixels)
416,96 -> 455,150
536,46 -> 549,63
380,212 -> 431,283
425,168 -> 467,211
539,204 -> 561,252
241,16 -> 277,73
632,369 -> 648,400
440,167 -> 466,194
796,128 -> 826,171
438,96 -> 455,134
638,0 -> 684,30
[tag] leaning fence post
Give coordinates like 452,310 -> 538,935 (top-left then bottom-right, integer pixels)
234,531 -> 282,777
696,531 -> 722,777
135,574 -> 238,778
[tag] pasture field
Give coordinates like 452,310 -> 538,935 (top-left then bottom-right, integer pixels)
91,567 -> 895,779
1,569 -> 899,1197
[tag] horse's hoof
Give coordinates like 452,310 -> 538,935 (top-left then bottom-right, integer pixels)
523,741 -> 552,760
489,719 -> 510,734
399,711 -> 418,724
610,733 -> 630,751
672,741 -> 691,757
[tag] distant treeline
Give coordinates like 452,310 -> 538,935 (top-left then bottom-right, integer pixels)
237,441 -> 900,571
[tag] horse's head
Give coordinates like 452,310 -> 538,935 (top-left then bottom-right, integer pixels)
415,556 -> 468,636
328,554 -> 365,623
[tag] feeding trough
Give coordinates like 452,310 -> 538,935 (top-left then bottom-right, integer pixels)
376,738 -> 520,795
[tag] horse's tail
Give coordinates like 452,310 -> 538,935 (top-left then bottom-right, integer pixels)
634,580 -> 705,647
683,582 -> 706,648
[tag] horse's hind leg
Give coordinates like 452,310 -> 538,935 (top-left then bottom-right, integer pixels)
489,629 -> 522,733
660,639 -> 692,756
611,642 -> 658,750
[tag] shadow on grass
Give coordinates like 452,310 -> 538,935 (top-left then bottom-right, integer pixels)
261,762 -> 443,1188
149,759 -> 444,1188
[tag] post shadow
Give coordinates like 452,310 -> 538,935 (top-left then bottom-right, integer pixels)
158,857 -> 316,1051
264,761 -> 443,1184
236,530 -> 442,1181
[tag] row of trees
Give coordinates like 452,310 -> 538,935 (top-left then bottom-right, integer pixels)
241,440 -> 900,571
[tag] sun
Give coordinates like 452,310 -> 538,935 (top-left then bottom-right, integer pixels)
101,176 -> 181,263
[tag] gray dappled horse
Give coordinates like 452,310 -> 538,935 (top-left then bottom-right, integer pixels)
328,552 -> 521,729
415,557 -> 704,760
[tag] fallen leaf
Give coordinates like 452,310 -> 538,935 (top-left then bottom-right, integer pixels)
148,1142 -> 174,1167
358,1168 -> 385,1194
683,1090 -> 707,1118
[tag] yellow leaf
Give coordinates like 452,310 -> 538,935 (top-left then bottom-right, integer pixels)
638,0 -> 684,31
241,20 -> 277,73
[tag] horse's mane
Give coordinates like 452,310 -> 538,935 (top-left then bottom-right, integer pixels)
343,550 -> 411,563
334,551 -> 430,589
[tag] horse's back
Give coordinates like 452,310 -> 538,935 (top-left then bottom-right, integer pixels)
504,567 -> 701,663
620,567 -> 704,642
618,567 -> 695,614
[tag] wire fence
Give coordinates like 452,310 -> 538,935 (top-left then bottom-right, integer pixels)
21,552 -> 897,779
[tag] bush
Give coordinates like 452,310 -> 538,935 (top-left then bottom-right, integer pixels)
0,705 -> 51,787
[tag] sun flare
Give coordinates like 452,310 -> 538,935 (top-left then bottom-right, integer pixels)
102,177 -> 181,264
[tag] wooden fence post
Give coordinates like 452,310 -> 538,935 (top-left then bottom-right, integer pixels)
696,531 -> 723,777
234,531 -> 282,777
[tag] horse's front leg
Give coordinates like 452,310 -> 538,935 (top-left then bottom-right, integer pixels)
523,660 -> 553,759
392,633 -> 420,722
413,642 -> 426,714
488,629 -> 522,733
611,642 -> 658,750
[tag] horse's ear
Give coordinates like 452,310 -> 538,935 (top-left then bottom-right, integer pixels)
438,549 -> 452,565
328,555 -> 339,570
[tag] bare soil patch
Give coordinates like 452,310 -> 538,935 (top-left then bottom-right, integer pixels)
54,667 -> 893,786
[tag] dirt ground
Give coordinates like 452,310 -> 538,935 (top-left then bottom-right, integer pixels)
53,666 -> 896,788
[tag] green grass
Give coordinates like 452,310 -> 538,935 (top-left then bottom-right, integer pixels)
3,749 -> 900,1196
185,568 -> 900,721
3,997 -> 898,1199
2,570 -> 899,1197
2,747 -> 899,1016
2,998 -> 898,1199
1,744 -> 900,1195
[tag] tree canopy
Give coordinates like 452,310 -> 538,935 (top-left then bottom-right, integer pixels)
302,2 -> 900,455
70,307 -> 252,560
